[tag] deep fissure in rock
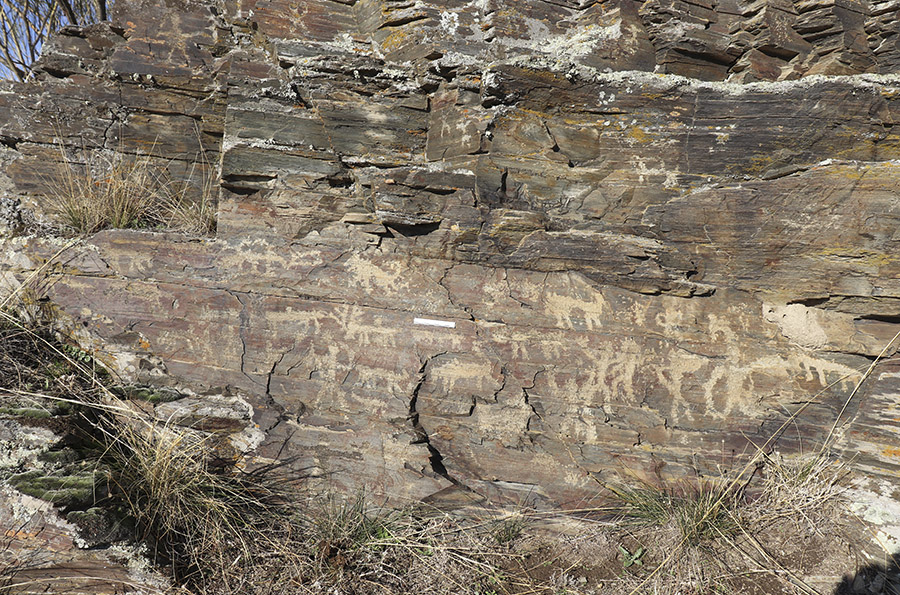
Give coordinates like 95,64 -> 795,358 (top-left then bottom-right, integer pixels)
408,358 -> 453,482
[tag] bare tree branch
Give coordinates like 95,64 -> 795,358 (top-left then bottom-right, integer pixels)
0,0 -> 112,80
56,0 -> 78,26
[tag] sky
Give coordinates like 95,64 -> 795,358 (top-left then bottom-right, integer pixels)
0,0 -> 110,81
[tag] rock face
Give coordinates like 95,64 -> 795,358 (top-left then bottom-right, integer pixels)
1,0 -> 900,512
0,417 -> 169,594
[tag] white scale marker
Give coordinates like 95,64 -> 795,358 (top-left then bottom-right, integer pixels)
414,317 -> 456,328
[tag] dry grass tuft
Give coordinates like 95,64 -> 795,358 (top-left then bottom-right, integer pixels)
599,451 -> 854,595
607,478 -> 744,547
749,451 -> 848,531
95,417 -> 298,593
285,495 -> 537,595
44,147 -> 164,235
155,147 -> 218,236
603,477 -> 745,593
42,138 -> 218,236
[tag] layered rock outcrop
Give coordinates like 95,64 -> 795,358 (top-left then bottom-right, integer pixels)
1,0 -> 900,521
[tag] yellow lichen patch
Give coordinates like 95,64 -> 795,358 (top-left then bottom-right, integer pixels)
515,68 -> 566,84
828,162 -> 868,181
516,107 -> 555,120
626,125 -> 652,144
741,151 -> 793,176
5,529 -> 41,540
883,447 -> 900,459
558,116 -> 591,126
380,28 -> 415,52
813,246 -> 897,268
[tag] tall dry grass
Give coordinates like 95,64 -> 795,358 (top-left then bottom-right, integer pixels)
42,138 -> 218,236
95,416 -> 298,593
157,150 -> 217,236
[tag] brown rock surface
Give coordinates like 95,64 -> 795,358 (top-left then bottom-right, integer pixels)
1,0 -> 900,527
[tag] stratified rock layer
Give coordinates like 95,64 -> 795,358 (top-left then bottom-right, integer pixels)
1,0 -> 900,511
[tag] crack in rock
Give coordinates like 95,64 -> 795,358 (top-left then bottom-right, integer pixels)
407,354 -> 455,482
227,289 -> 265,388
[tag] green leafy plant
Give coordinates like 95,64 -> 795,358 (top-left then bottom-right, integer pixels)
62,343 -> 93,363
618,545 -> 645,568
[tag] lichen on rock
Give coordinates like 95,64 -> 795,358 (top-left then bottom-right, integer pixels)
2,1 -> 900,588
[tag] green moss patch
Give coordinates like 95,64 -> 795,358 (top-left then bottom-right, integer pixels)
8,463 -> 103,508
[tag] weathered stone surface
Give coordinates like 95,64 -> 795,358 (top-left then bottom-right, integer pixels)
0,212 -> 892,510
0,422 -> 167,594
0,1 -> 227,214
2,0 -> 900,523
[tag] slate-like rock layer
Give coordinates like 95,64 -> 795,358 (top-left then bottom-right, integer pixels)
1,0 -> 900,511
